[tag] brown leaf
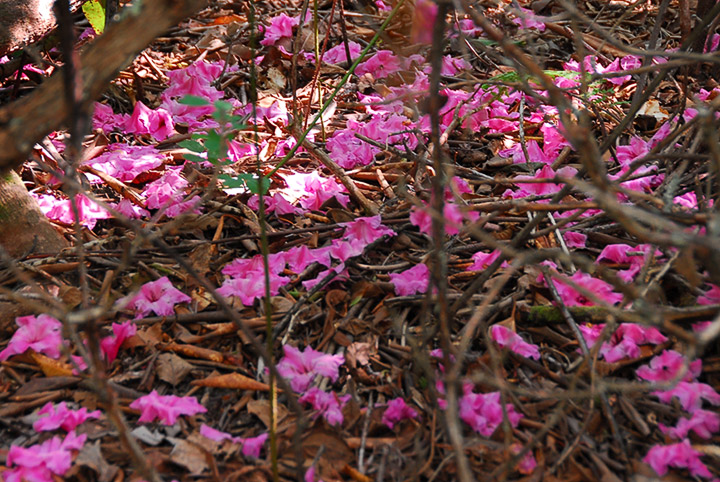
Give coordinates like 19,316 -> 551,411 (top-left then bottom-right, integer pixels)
162,342 -> 224,363
247,399 -> 289,428
156,353 -> 194,386
191,372 -> 270,391
169,438 -> 209,475
30,351 -> 73,377
72,440 -> 119,482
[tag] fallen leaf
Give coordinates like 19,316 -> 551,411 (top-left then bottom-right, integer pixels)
156,353 -> 194,386
191,372 -> 270,391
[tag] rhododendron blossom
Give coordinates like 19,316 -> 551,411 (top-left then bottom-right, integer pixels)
340,215 -> 395,245
32,192 -> 111,229
276,345 -> 345,392
410,201 -> 479,236
130,390 -> 206,425
100,321 -> 138,363
459,389 -> 523,436
547,271 -> 623,307
299,387 -> 350,426
381,398 -> 419,429
579,323 -> 667,363
644,439 -> 713,478
512,6 -> 546,31
490,325 -> 540,360
636,350 -> 701,383
322,41 -> 362,64
0,314 -> 63,361
260,13 -> 299,46
355,50 -> 403,79
123,276 -> 191,318
199,424 -> 268,458
467,249 -> 508,271
653,381 -> 720,412
659,409 -> 720,440
125,101 -> 175,140
4,431 -> 87,482
389,264 -> 430,296
33,402 -> 101,432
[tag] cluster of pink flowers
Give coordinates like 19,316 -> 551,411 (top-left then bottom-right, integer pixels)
637,350 -> 720,478
578,323 -> 667,363
129,390 -> 207,425
200,424 -> 268,458
122,276 -> 192,318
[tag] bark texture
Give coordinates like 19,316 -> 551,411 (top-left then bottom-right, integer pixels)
0,0 -> 86,57
0,170 -> 68,257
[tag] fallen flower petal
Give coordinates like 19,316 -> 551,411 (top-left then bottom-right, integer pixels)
33,402 -> 101,432
643,439 -> 713,478
0,314 -> 63,361
490,325 -> 541,360
130,390 -> 207,425
381,397 -> 419,429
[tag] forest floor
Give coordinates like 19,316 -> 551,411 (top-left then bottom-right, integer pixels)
0,0 -> 719,481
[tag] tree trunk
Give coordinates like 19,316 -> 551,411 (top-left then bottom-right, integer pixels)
0,170 -> 68,257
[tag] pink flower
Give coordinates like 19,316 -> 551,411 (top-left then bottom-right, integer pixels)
281,171 -> 349,210
33,402 -> 101,432
459,390 -> 523,437
299,387 -> 350,426
129,390 -> 206,425
126,101 -> 175,141
124,276 -> 191,318
322,41 -> 362,64
644,439 -> 713,478
439,55 -> 471,76
636,350 -> 701,383
5,432 -> 87,482
33,193 -> 111,230
284,245 -> 330,272
411,0 -> 438,43
389,264 -> 430,296
198,425 -> 267,457
260,13 -> 299,46
511,443 -> 537,474
239,433 -> 268,458
659,409 -> 720,439
111,199 -> 150,219
504,165 -> 577,199
355,50 -> 403,79
340,215 -> 396,245
467,249 -> 508,271
653,381 -> 720,413
328,239 -> 364,263
698,284 -> 720,305
92,102 -> 129,132
100,321 -> 137,364
563,231 -> 587,248
596,243 -> 661,282
0,314 -> 63,361
218,274 -> 289,306
144,169 -> 188,210
381,397 -> 418,429
490,325 -> 540,360
579,323 -> 667,363
410,202 -> 479,236
276,345 -> 345,392
549,271 -> 623,307
512,6 -> 546,31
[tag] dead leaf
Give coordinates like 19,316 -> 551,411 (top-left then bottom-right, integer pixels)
73,440 -> 119,482
247,399 -> 289,428
191,372 -> 270,391
168,438 -> 209,475
30,351 -> 73,377
156,353 -> 194,386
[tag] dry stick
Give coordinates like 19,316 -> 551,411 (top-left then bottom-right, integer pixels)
290,125 -> 379,215
424,2 -> 473,481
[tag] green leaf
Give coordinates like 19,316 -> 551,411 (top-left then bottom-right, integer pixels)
219,174 -> 248,189
183,153 -> 207,164
178,95 -> 211,106
178,139 -> 206,153
236,173 -> 270,195
82,0 -> 106,34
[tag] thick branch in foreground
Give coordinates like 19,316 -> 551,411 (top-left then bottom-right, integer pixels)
0,0 -> 209,172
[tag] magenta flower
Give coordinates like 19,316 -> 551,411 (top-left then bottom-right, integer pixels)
276,345 -> 345,392
389,264 -> 430,296
33,402 -> 101,432
636,350 -> 702,383
596,244 -> 661,283
322,41 -> 362,64
653,381 -> 720,413
111,199 -> 150,219
0,314 -> 63,361
490,325 -> 540,360
124,276 -> 192,318
381,398 -> 419,429
218,271 -> 290,306
410,0 -> 438,43
284,245 -> 331,272
125,101 -> 175,141
563,231 -> 587,248
579,323 -> 667,363
340,215 -> 395,245
260,13 -> 299,46
659,409 -> 720,439
697,284 -> 720,305
355,50 -> 403,79
130,390 -> 206,425
100,321 -> 138,363
410,201 -> 478,236
281,171 -> 350,211
467,249 -> 509,271
511,443 -> 537,474
144,169 -> 188,210
512,6 -> 546,31
644,439 -> 713,478
199,425 -> 267,458
328,239 -> 365,263
33,193 -> 111,230
505,165 -> 577,199
459,390 -> 523,437
299,387 -> 350,426
549,271 -> 623,307
92,102 -> 129,132
5,431 -> 87,482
